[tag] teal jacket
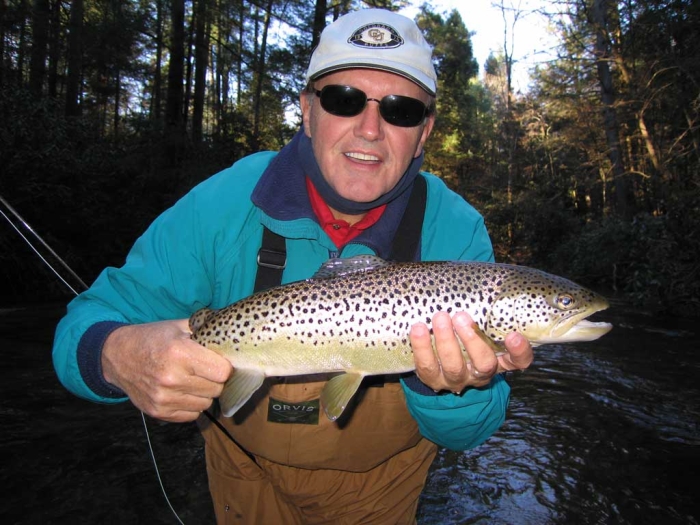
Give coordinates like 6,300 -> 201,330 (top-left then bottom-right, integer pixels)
52,149 -> 510,451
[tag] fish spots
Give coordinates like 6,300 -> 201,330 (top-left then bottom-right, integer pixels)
190,259 -> 605,366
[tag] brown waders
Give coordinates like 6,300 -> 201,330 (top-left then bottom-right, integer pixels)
198,376 -> 438,524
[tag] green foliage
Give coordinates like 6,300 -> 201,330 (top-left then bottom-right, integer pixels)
0,86 -> 246,303
417,6 -> 481,182
544,200 -> 700,316
480,173 -> 700,317
488,187 -> 584,266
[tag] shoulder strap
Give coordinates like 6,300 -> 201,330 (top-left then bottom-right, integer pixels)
253,175 -> 427,292
253,227 -> 286,293
389,174 -> 427,262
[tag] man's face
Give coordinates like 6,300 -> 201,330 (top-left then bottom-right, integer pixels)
300,69 -> 435,204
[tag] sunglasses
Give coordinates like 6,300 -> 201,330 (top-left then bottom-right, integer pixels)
314,85 -> 433,128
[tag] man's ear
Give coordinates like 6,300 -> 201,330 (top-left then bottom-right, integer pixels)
414,113 -> 435,158
300,92 -> 313,137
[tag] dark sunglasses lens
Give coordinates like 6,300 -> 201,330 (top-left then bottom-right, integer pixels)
380,95 -> 427,127
317,85 -> 429,127
319,85 -> 366,117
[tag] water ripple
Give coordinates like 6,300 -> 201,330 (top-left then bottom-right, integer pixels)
418,306 -> 700,524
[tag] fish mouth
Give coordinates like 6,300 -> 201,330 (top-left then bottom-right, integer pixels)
548,298 -> 613,343
557,317 -> 613,342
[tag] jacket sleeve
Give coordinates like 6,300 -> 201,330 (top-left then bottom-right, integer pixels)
400,173 -> 510,450
401,374 -> 510,450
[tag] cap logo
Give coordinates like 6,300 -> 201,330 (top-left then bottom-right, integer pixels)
348,23 -> 404,49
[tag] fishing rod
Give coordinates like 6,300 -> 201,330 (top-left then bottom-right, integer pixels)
0,192 -> 185,525
0,194 -> 88,295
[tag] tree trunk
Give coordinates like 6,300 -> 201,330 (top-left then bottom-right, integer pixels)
252,0 -> 273,149
65,0 -> 83,116
183,4 -> 196,130
0,0 -> 5,87
151,0 -> 164,123
28,0 -> 49,96
236,1 -> 244,106
165,0 -> 186,144
16,0 -> 30,85
214,0 -> 227,139
46,0 -> 59,97
591,0 -> 634,219
192,0 -> 210,144
311,0 -> 327,49
114,68 -> 121,137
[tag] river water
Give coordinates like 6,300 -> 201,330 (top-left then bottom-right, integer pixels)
1,299 -> 698,524
417,298 -> 700,524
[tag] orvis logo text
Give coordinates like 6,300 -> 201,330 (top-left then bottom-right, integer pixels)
267,397 -> 320,425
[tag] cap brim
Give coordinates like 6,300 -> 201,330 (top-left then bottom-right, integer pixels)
308,62 -> 436,96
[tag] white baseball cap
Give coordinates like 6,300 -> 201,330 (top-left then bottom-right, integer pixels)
305,9 -> 437,95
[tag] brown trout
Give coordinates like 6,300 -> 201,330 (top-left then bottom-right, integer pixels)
190,255 -> 612,421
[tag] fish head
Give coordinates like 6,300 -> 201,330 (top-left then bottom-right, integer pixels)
487,267 -> 613,347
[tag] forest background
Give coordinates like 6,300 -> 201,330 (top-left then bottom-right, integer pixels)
1,0 -> 698,317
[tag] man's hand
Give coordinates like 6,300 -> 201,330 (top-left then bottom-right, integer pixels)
410,311 -> 533,393
101,320 -> 233,422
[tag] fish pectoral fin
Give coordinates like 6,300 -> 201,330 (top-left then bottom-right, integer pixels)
218,369 -> 266,417
320,372 -> 365,421
472,325 -> 507,356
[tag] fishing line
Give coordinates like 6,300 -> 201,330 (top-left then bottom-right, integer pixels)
141,413 -> 186,525
0,193 -> 185,525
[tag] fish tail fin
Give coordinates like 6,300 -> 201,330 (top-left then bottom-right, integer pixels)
219,369 -> 266,417
320,372 -> 365,421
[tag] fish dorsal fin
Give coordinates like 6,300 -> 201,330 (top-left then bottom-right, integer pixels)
189,307 -> 215,332
311,255 -> 391,280
320,372 -> 366,421
219,369 -> 266,417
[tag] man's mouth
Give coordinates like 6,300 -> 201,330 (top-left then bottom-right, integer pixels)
345,152 -> 380,162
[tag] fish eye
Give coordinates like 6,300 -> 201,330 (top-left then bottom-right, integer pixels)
556,294 -> 575,309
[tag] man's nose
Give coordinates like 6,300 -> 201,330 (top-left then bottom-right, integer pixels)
353,99 -> 384,141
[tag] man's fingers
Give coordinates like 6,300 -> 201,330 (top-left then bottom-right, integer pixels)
499,331 -> 534,370
412,312 -> 503,392
184,340 -> 233,385
140,383 -> 218,421
143,403 -> 211,423
410,322 -> 441,386
432,312 -> 467,384
410,311 -> 535,393
452,312 -> 498,377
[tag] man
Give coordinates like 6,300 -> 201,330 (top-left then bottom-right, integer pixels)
53,9 -> 533,524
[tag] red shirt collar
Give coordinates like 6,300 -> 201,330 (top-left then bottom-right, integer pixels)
306,177 -> 387,248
